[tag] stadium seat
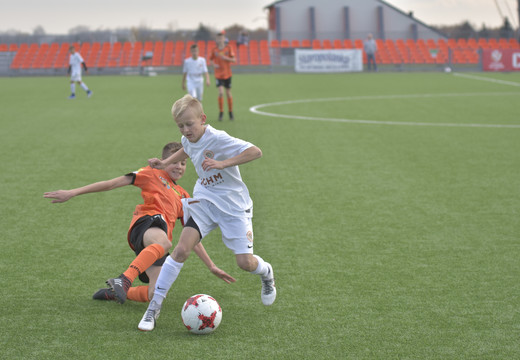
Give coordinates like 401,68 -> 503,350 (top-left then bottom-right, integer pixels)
259,40 -> 271,65
88,42 -> 101,67
343,39 -> 353,49
43,43 -> 59,68
332,39 -> 343,49
249,41 -> 260,65
238,44 -> 249,65
173,41 -> 185,66
162,41 -> 174,66
322,39 -> 332,49
311,39 -> 321,49
301,39 -> 311,48
21,43 -> 39,69
0,44 -> 7,51
270,39 -> 280,48
130,42 -> 142,67
291,39 -> 300,48
197,40 -> 206,58
32,43 -> 49,68
152,41 -> 164,66
280,40 -> 290,48
8,43 -> 18,51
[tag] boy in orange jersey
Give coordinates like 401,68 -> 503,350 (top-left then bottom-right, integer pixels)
209,32 -> 236,121
44,142 -> 235,304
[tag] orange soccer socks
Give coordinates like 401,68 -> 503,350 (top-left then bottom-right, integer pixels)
227,96 -> 233,112
218,96 -> 224,112
123,243 -> 164,283
127,286 -> 150,302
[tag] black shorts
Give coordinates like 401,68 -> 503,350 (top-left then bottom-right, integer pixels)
129,215 -> 169,268
216,77 -> 232,89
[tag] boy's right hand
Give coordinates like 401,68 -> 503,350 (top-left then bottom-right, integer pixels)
148,158 -> 164,169
43,190 -> 73,203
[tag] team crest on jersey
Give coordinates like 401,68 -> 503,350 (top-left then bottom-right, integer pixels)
246,231 -> 253,243
204,150 -> 214,159
159,175 -> 183,197
159,176 -> 172,189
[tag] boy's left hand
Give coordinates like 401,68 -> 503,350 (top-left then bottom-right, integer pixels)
209,266 -> 236,284
202,157 -> 225,171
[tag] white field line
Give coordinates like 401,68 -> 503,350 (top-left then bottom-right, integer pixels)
453,73 -> 520,87
249,92 -> 520,128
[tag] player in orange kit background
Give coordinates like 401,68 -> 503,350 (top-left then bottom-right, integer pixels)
209,32 -> 236,121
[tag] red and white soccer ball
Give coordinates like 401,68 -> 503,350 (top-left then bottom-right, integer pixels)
181,294 -> 222,334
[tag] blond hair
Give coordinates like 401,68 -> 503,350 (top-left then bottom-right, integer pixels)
171,94 -> 203,121
161,142 -> 182,160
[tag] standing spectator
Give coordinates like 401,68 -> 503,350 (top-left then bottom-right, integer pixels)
364,33 -> 378,72
237,31 -> 249,47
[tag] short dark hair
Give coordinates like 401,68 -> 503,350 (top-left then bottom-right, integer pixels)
162,142 -> 182,160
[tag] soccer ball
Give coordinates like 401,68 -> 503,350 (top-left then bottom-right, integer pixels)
181,294 -> 222,334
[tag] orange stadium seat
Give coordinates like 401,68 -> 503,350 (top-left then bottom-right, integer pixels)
333,39 -> 343,49
311,39 -> 321,49
291,40 -> 300,48
343,39 -> 353,49
152,41 -> 164,66
0,44 -> 8,51
249,40 -> 260,65
322,39 -> 332,49
238,44 -> 249,65
270,39 -> 279,48
280,40 -> 289,48
87,42 -> 101,67
301,39 -> 311,48
197,40 -> 206,58
162,41 -> 174,66
259,40 -> 271,65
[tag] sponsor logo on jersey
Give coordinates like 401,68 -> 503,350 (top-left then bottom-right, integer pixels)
204,150 -> 214,159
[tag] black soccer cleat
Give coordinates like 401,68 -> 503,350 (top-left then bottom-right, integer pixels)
218,112 -> 223,121
92,288 -> 116,301
106,274 -> 131,304
229,111 -> 234,121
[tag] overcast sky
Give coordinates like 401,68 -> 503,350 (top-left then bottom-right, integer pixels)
0,0 -> 517,34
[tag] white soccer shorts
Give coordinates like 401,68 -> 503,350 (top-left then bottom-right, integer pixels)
187,83 -> 204,101
70,72 -> 82,82
182,198 -> 254,254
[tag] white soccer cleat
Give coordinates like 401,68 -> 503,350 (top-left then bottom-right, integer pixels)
138,301 -> 161,331
261,264 -> 276,306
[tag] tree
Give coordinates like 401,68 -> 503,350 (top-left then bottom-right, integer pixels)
194,23 -> 213,41
499,17 -> 513,38
478,24 -> 490,39
33,25 -> 45,36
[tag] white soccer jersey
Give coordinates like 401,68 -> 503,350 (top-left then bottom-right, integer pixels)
181,125 -> 254,216
183,57 -> 208,86
69,52 -> 84,75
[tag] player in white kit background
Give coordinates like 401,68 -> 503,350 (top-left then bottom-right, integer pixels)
138,94 -> 276,331
68,46 -> 92,99
182,44 -> 210,101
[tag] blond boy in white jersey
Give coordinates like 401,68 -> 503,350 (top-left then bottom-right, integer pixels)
182,44 -> 210,101
138,94 -> 276,331
68,46 -> 92,99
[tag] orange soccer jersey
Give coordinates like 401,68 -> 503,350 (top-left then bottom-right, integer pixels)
127,166 -> 190,247
209,44 -> 235,79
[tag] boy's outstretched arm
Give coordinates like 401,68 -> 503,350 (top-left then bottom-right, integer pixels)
44,175 -> 132,203
192,242 -> 236,284
201,146 -> 262,171
149,148 -> 189,169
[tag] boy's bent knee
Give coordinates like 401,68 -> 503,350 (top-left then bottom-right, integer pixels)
236,254 -> 257,272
